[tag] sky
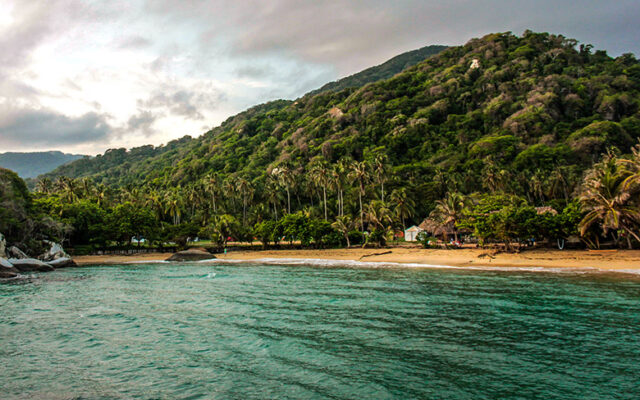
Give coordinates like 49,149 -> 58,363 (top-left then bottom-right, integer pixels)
0,0 -> 638,155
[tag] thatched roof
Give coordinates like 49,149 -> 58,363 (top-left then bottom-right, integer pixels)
419,218 -> 466,235
535,206 -> 558,215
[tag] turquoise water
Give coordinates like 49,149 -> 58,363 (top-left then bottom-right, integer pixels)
1,263 -> 640,399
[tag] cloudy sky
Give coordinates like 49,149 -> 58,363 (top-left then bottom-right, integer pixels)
0,0 -> 638,155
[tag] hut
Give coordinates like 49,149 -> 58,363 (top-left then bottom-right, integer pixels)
404,225 -> 424,242
419,218 -> 469,243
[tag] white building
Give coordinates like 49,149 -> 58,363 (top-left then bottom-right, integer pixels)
404,225 -> 424,242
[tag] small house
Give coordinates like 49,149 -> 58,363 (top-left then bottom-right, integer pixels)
404,225 -> 424,242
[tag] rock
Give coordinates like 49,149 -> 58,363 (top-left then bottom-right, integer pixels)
8,246 -> 28,259
166,249 -> 216,262
8,258 -> 55,272
41,240 -> 70,261
47,257 -> 77,268
0,233 -> 6,258
0,257 -> 19,278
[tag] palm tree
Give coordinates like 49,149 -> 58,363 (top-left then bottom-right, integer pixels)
222,179 -> 237,213
333,159 -> 350,216
36,177 -> 53,194
365,200 -> 393,231
265,174 -> 281,220
273,166 -> 294,214
374,154 -> 389,202
204,173 -> 219,214
348,160 -> 369,233
310,161 -> 331,220
390,188 -> 415,231
429,192 -> 468,242
236,177 -> 253,224
579,153 -> 640,249
165,192 -> 182,225
332,215 -> 353,247
619,141 -> 640,191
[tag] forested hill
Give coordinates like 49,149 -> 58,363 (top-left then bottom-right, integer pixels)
307,45 -> 447,95
44,31 -> 640,217
0,151 -> 84,178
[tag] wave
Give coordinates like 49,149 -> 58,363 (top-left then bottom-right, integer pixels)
193,257 -> 640,276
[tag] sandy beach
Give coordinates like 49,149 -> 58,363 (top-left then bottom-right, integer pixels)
73,248 -> 640,273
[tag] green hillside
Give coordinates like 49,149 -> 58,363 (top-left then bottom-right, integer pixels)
307,45 -> 447,95
46,32 -> 640,210
33,31 -> 640,251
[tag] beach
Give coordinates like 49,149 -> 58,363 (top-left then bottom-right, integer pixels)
73,248 -> 640,273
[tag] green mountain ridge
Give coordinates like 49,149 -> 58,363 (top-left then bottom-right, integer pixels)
44,31 -> 640,220
0,151 -> 85,178
307,44 -> 448,96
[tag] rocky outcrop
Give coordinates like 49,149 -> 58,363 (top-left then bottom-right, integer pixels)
166,249 -> 216,262
0,233 -> 6,258
9,258 -> 55,272
8,246 -> 28,259
0,257 -> 19,278
47,257 -> 77,268
41,240 -> 71,261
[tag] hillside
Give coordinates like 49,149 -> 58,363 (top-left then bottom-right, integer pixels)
44,31 -> 640,219
307,44 -> 447,95
0,151 -> 84,178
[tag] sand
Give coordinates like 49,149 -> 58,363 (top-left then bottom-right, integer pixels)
73,248 -> 640,274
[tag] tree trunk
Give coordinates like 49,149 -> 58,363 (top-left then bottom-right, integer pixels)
323,186 -> 327,220
286,188 -> 291,214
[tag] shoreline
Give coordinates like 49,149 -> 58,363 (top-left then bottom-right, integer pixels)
73,248 -> 640,275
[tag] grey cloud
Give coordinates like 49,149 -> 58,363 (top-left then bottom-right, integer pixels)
235,64 -> 275,79
0,107 -> 114,148
138,84 -> 226,120
126,110 -> 157,136
118,35 -> 152,49
147,0 -> 640,76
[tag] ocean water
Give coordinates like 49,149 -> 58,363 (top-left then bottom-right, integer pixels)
1,263 -> 639,399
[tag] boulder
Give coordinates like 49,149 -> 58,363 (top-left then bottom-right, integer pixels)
41,240 -> 71,261
47,257 -> 77,268
8,246 -> 28,259
0,257 -> 19,278
9,258 -> 55,272
166,249 -> 216,262
0,233 -> 6,258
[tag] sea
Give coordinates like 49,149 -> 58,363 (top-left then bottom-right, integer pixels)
1,261 -> 639,399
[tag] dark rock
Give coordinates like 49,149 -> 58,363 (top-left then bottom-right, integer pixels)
8,246 -> 28,259
166,249 -> 216,262
0,233 -> 6,258
41,240 -> 71,261
47,257 -> 77,268
0,257 -> 19,278
8,258 -> 55,272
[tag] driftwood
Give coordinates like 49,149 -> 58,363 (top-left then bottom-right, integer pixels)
359,251 -> 392,260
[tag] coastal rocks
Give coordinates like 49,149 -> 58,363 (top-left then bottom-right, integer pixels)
9,258 -> 55,272
0,233 -> 6,258
0,258 -> 19,278
41,240 -> 70,261
47,257 -> 77,268
166,249 -> 216,262
8,246 -> 28,259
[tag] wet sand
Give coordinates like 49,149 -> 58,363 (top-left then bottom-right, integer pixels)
74,248 -> 640,273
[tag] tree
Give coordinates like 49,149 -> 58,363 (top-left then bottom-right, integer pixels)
349,160 -> 369,234
578,152 -> 640,249
204,173 -> 219,214
390,188 -> 415,230
236,177 -> 254,224
310,160 -> 331,220
332,215 -> 353,247
429,192 -> 468,242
